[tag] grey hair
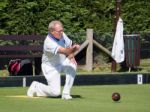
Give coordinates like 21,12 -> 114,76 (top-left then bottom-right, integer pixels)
48,20 -> 63,32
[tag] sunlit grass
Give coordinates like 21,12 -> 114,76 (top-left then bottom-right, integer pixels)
0,84 -> 149,112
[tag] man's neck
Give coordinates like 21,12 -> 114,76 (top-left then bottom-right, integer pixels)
48,33 -> 59,41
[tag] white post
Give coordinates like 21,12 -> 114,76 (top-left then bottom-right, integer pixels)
129,67 -> 131,72
23,77 -> 26,87
137,74 -> 143,85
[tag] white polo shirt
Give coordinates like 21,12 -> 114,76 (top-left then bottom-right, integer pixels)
42,33 -> 72,67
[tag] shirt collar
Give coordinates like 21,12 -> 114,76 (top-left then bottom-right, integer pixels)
48,33 -> 59,41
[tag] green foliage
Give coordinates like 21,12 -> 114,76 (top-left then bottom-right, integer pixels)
0,0 -> 150,43
122,0 -> 150,33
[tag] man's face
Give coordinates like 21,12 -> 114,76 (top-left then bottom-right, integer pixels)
51,23 -> 63,39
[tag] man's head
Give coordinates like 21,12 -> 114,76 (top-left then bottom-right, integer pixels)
48,20 -> 64,39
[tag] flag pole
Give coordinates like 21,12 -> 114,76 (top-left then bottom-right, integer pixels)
111,0 -> 122,72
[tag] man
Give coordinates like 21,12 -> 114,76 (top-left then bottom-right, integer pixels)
27,20 -> 80,100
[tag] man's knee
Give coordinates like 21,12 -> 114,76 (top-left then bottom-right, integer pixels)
51,90 -> 61,97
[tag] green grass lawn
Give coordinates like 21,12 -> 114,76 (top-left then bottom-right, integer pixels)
0,84 -> 150,112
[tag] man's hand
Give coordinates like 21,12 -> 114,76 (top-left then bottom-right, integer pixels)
65,44 -> 80,56
70,57 -> 77,65
72,44 -> 80,51
67,44 -> 80,58
58,44 -> 80,56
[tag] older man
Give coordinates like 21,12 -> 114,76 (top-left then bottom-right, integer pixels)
27,20 -> 80,100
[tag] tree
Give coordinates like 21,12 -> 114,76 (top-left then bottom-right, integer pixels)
0,0 -> 150,36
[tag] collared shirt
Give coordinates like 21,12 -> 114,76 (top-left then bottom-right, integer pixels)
42,32 -> 72,67
48,33 -> 65,48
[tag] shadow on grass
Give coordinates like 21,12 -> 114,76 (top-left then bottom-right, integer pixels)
45,94 -> 83,99
72,95 -> 83,99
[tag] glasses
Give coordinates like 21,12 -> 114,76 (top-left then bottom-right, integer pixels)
54,30 -> 63,34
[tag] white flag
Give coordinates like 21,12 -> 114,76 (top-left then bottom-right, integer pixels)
111,17 -> 125,63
